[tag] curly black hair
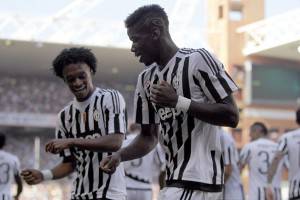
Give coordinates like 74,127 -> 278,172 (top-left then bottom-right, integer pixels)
125,4 -> 169,29
52,47 -> 97,79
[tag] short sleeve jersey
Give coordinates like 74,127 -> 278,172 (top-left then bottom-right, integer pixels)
240,138 -> 283,199
0,150 -> 20,199
133,48 -> 238,192
277,129 -> 300,199
56,88 -> 127,200
220,129 -> 243,198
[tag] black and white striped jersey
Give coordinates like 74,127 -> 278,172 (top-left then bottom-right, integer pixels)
56,87 -> 127,200
133,48 -> 238,192
220,129 -> 244,200
0,150 -> 20,200
277,128 -> 300,199
240,138 -> 283,200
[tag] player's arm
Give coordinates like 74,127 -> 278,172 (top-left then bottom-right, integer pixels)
239,162 -> 246,173
21,158 -> 75,185
238,145 -> 250,172
100,124 -> 158,174
188,95 -> 238,127
47,91 -> 126,154
222,137 -> 234,182
267,151 -> 284,184
151,50 -> 239,128
151,81 -> 238,127
266,151 -> 284,200
14,174 -> 23,200
224,164 -> 233,182
45,134 -> 124,154
159,170 -> 166,188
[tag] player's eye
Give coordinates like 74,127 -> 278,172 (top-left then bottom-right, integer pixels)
66,77 -> 75,83
78,73 -> 86,80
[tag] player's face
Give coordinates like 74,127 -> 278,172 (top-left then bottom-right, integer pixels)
127,26 -> 158,66
63,63 -> 94,101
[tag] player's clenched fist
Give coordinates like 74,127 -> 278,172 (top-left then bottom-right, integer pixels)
45,139 -> 73,154
100,152 -> 121,174
21,169 -> 43,185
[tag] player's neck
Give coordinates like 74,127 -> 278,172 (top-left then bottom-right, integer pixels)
157,39 -> 178,69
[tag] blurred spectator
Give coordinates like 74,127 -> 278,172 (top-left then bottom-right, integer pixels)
0,75 -> 134,115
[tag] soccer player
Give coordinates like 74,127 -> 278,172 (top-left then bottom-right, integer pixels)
21,47 -> 127,200
220,129 -> 244,200
267,108 -> 300,200
0,133 -> 23,200
239,122 -> 283,200
100,4 -> 239,200
123,123 -> 165,200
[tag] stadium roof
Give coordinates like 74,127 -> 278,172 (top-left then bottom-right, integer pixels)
0,0 -> 203,83
0,39 -> 143,84
238,8 -> 300,61
0,0 -> 203,49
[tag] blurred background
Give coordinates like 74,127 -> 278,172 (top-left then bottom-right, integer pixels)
0,0 -> 299,199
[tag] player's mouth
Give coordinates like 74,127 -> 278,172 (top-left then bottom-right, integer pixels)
72,86 -> 86,95
135,52 -> 144,63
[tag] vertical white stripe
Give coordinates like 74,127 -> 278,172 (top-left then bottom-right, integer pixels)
92,153 -> 99,192
88,96 -> 95,131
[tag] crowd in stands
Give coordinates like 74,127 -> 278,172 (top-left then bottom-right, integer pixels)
0,75 -> 135,115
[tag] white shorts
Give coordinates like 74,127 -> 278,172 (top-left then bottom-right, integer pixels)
158,187 -> 223,200
126,188 -> 152,200
223,184 -> 244,200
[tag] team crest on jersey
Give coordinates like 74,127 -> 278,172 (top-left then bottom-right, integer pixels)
93,109 -> 100,121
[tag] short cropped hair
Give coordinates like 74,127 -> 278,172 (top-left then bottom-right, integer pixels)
0,132 -> 6,149
251,122 -> 268,136
52,47 -> 97,79
125,4 -> 169,30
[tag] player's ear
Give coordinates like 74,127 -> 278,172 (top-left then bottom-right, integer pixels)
151,26 -> 160,41
150,18 -> 162,40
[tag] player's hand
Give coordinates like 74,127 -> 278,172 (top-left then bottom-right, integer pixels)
266,186 -> 274,200
45,139 -> 74,154
150,80 -> 178,107
21,169 -> 43,185
100,152 -> 121,174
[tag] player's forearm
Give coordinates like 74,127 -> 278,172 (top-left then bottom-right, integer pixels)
188,97 -> 239,128
238,162 -> 245,173
71,134 -> 124,152
224,165 -> 233,182
51,162 -> 75,179
267,154 -> 283,183
120,128 -> 158,162
15,175 -> 23,197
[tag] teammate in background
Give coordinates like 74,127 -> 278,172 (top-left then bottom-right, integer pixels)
123,123 -> 165,200
21,47 -> 127,200
267,108 -> 300,200
239,122 -> 283,200
0,133 -> 23,200
220,129 -> 244,200
100,4 -> 239,200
